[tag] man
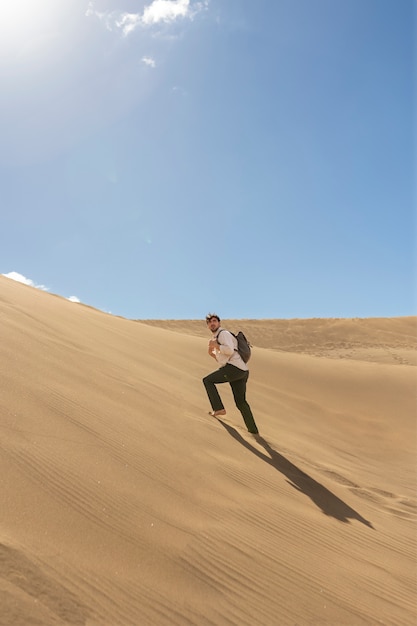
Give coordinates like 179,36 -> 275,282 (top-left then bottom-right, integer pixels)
202,313 -> 259,434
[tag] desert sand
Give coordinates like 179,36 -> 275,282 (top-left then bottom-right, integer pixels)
0,275 -> 416,626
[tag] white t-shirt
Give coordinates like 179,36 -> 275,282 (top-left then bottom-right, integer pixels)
213,328 -> 248,371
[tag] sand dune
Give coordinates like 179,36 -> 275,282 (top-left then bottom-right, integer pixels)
0,275 -> 416,625
140,317 -> 417,365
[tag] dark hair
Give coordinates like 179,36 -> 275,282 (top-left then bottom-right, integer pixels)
205,313 -> 220,323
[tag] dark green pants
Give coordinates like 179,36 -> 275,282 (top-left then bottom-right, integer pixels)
203,364 -> 258,433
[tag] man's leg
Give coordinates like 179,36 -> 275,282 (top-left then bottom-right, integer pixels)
230,372 -> 258,434
202,367 -> 229,412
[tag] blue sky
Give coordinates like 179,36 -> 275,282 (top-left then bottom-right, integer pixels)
1,0 -> 415,319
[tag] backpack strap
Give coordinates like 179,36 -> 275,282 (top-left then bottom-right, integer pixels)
216,329 -> 238,353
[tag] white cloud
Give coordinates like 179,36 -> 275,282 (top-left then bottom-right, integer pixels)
2,271 -> 49,291
2,272 -> 81,303
142,0 -> 190,26
85,2 -> 97,19
87,0 -> 209,36
85,2 -> 115,31
116,12 -> 142,36
142,55 -> 156,68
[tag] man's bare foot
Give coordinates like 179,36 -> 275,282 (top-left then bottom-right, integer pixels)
208,410 -> 226,417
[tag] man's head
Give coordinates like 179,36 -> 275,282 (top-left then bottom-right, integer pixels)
206,313 -> 220,333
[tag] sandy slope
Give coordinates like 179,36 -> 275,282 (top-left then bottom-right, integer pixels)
0,276 -> 416,626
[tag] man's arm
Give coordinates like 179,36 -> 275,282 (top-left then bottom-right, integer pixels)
216,331 -> 234,356
208,340 -> 218,359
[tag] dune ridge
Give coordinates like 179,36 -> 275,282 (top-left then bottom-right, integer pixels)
0,275 -> 416,625
139,317 -> 417,365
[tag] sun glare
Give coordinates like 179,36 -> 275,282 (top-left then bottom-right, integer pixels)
0,0 -> 65,56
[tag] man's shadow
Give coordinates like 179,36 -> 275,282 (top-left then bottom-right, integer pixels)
216,418 -> 374,529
